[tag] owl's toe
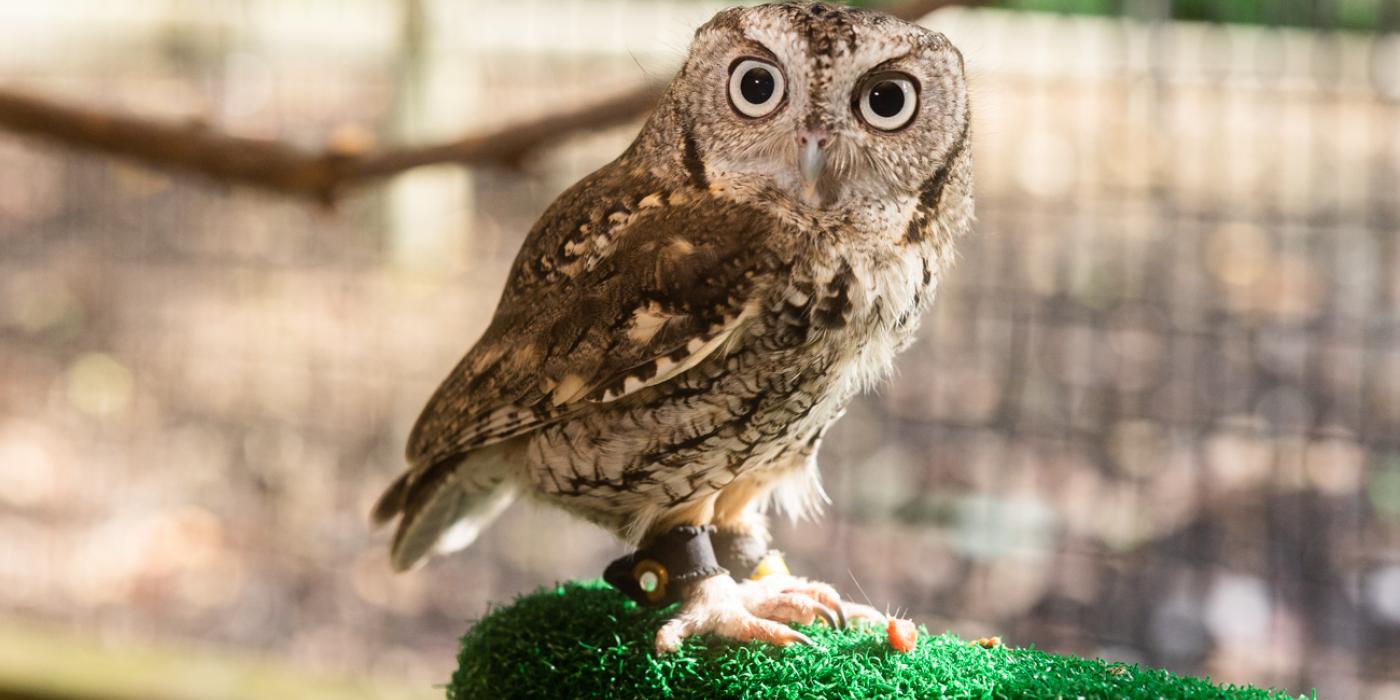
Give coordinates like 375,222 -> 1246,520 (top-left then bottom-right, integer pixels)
739,574 -> 886,629
838,601 -> 888,625
745,589 -> 843,629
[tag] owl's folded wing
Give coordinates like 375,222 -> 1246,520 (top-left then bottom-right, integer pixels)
402,194 -> 782,474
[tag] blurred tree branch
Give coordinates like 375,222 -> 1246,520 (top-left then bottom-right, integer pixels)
0,0 -> 973,203
0,85 -> 665,203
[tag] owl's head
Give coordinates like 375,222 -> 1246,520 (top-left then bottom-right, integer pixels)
654,2 -> 968,211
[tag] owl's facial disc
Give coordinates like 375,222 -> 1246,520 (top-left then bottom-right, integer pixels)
678,3 -> 968,213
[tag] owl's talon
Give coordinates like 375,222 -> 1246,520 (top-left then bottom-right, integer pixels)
813,602 -> 841,630
831,602 -> 848,629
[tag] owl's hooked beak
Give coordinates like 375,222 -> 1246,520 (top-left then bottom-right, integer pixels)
797,127 -> 830,203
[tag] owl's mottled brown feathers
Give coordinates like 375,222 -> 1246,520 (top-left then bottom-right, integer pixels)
408,185 -> 779,461
374,1 -> 973,572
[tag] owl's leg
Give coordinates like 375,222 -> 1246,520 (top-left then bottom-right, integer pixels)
711,485 -> 886,627
647,482 -> 882,654
711,501 -> 771,576
709,472 -> 791,577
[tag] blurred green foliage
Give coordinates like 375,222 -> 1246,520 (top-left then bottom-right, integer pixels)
864,0 -> 1393,31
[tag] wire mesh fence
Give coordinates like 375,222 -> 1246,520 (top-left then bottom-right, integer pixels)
0,0 -> 1397,698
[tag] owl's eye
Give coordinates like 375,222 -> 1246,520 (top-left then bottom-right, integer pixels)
727,58 -> 786,119
856,73 -> 918,131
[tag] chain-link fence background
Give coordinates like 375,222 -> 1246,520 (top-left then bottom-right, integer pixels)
1,1 -> 1397,698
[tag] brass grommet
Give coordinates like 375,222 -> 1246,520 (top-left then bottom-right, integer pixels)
632,559 -> 670,603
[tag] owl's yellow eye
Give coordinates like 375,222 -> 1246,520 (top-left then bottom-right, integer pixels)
727,58 -> 786,119
857,73 -> 918,132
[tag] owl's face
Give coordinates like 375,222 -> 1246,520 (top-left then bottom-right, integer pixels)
671,2 -> 968,211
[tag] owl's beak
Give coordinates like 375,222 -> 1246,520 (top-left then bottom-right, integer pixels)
799,139 -> 826,186
797,128 -> 830,193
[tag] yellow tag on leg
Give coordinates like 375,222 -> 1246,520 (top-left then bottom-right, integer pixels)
750,550 -> 790,580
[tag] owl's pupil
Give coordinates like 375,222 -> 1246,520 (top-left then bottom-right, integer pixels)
869,82 -> 904,118
740,68 -> 775,105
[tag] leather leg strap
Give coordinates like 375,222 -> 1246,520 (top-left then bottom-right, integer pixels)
603,525 -> 727,606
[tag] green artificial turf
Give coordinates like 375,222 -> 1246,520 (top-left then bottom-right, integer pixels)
450,580 -> 1307,700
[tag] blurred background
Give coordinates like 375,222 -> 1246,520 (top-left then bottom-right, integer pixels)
0,0 -> 1397,698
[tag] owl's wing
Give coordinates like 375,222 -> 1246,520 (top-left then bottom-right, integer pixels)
402,185 -> 782,474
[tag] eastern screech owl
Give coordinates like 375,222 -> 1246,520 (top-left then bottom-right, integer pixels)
375,1 -> 972,652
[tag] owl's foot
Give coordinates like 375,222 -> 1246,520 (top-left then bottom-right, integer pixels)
653,573 -> 884,654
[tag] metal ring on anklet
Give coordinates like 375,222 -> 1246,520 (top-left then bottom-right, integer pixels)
632,559 -> 670,604
603,525 -> 727,607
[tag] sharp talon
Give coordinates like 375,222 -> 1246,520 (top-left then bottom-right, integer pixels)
813,603 -> 840,629
833,602 -> 849,629
790,629 -> 817,647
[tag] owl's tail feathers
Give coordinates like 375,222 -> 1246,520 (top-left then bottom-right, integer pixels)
372,444 -> 519,572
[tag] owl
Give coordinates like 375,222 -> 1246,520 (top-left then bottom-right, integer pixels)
374,1 -> 972,652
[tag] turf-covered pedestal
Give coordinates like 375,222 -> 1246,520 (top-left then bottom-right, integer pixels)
450,580 -> 1299,699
